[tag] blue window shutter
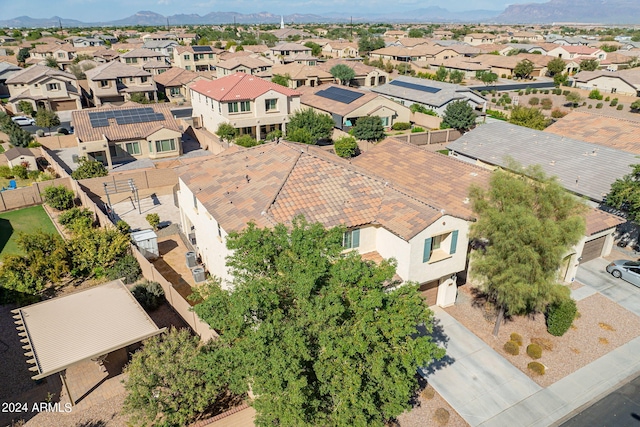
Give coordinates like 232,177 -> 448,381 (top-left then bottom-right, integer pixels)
450,230 -> 459,254
423,237 -> 432,263
352,229 -> 360,248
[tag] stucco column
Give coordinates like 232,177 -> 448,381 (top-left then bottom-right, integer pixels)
255,125 -> 261,141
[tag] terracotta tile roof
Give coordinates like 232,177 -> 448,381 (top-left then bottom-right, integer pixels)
179,141 -> 443,240
121,48 -> 168,58
85,61 -> 152,80
189,72 -> 300,102
561,45 -> 600,55
154,67 -> 202,87
298,84 -> 396,117
271,63 -> 333,80
585,208 -> 625,235
216,56 -> 272,71
5,65 -> 76,84
240,44 -> 270,53
72,103 -> 181,143
271,43 -> 312,53
545,111 -> 640,154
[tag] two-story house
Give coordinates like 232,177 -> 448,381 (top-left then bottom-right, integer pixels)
0,62 -> 22,98
155,67 -> 208,103
464,33 -> 498,46
85,61 -> 157,106
173,45 -> 223,72
5,65 -> 82,112
215,56 -> 273,78
143,40 -> 179,58
72,103 -> 182,168
190,72 -> 300,140
546,45 -> 606,61
120,48 -> 170,69
317,59 -> 389,87
28,44 -> 76,70
269,43 -> 313,64
67,37 -> 106,48
321,42 -> 359,58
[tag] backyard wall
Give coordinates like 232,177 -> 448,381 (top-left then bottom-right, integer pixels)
392,128 -> 462,146
0,177 -> 72,212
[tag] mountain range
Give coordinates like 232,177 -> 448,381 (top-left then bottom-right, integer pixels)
2,0 -> 640,27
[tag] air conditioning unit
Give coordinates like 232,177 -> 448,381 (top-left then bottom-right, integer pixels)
192,267 -> 205,283
186,251 -> 197,268
72,154 -> 79,163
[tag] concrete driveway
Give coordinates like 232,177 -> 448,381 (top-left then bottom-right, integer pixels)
576,258 -> 640,316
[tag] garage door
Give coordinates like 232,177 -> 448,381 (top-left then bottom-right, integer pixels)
418,280 -> 439,306
50,100 -> 77,111
582,236 -> 606,262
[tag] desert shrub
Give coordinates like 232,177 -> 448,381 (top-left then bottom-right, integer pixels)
411,126 -> 425,133
421,386 -> 435,400
610,98 -> 618,106
551,109 -> 567,119
12,165 -> 28,179
504,340 -> 520,355
391,122 -> 411,131
588,104 -> 593,109
528,362 -> 545,375
131,280 -> 165,310
540,98 -> 553,110
58,207 -> 93,230
510,333 -> 523,346
42,185 -> 74,210
503,96 -> 512,104
596,102 -> 603,109
27,170 -> 40,180
617,104 -> 624,110
526,343 -> 542,359
491,98 -> 497,103
543,90 -> 549,94
507,75 -> 512,79
501,74 -> 506,78
434,408 -> 450,426
605,96 -> 610,101
528,97 -> 540,106
481,90 -> 489,96
562,90 -> 570,96
107,253 -> 141,284
116,220 -> 130,234
333,135 -> 358,158
531,337 -> 554,351
0,165 -> 13,178
532,88 -> 538,94
588,89 -> 603,100
546,297 -> 577,336
146,213 -> 160,230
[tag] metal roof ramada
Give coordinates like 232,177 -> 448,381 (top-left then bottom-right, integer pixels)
189,72 -> 300,102
14,280 -> 164,380
447,121 -> 638,202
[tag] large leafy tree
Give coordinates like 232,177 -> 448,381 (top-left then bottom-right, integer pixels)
469,164 -> 586,335
607,164 -> 640,221
194,218 -> 445,427
351,116 -> 386,142
546,57 -> 566,76
286,108 -> 335,143
330,64 -> 355,85
215,122 -> 238,143
358,35 -> 385,55
477,70 -> 498,86
514,59 -> 534,79
441,100 -> 476,132
35,108 -> 60,134
271,73 -> 291,88
71,157 -> 108,180
508,106 -> 550,130
304,41 -> 322,57
579,58 -> 599,71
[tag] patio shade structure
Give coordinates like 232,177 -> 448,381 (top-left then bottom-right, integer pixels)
13,279 -> 165,402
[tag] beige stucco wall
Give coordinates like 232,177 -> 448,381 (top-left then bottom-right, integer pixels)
574,75 -> 638,96
346,97 -> 411,126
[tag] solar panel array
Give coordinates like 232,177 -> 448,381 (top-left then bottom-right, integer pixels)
88,108 -> 165,128
192,46 -> 213,53
315,86 -> 365,104
389,80 -> 442,94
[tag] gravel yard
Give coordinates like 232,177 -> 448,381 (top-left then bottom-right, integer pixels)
398,383 -> 469,427
446,285 -> 640,387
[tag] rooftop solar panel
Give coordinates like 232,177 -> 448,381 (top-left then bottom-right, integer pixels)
192,46 -> 212,52
389,80 -> 442,94
88,107 -> 165,128
315,86 -> 365,104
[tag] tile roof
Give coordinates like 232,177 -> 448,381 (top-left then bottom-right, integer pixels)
179,141 -> 443,240
72,103 -> 181,143
121,48 -> 168,58
574,68 -> 640,86
153,67 -> 201,87
371,75 -> 484,107
189,72 -> 300,102
271,63 -> 333,80
216,56 -> 272,71
5,147 -> 34,161
271,43 -> 312,52
298,84 -> 382,116
174,45 -> 223,55
544,111 -> 640,154
317,59 -> 380,76
447,121 -> 638,202
85,61 -> 152,80
584,208 -> 625,236
5,64 -> 76,84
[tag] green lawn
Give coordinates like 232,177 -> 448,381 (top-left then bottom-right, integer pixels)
0,205 -> 58,258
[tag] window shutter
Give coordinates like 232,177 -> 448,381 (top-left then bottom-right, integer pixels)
352,229 -> 360,248
423,237 -> 432,263
450,230 -> 459,255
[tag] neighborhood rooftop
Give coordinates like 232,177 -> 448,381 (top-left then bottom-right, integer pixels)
371,75 -> 484,107
189,72 -> 300,102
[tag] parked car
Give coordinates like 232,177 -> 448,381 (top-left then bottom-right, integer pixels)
11,116 -> 35,126
606,260 -> 640,287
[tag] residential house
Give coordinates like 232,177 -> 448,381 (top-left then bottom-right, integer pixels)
5,65 -> 82,112
506,31 -> 544,43
0,62 -> 22,98
28,44 -> 76,70
120,48 -> 169,69
142,40 -> 179,58
270,63 -> 334,88
72,103 -> 183,168
573,69 -> 640,96
428,57 -> 489,79
173,45 -> 222,71
190,72 -> 301,139
141,33 -> 175,42
321,42 -> 359,58
546,45 -> 606,61
269,43 -> 313,64
177,138 -> 472,306
383,30 -> 408,39
317,59 -> 389,87
466,53 -> 553,78
0,36 -> 17,44
67,37 -> 106,48
599,52 -> 636,71
215,56 -> 273,78
91,48 -> 120,63
95,33 -> 118,44
175,33 -> 199,45
370,45 -> 460,64
463,33 -> 497,46
269,28 -> 311,40
432,30 -> 454,39
371,75 -> 486,115
85,61 -> 157,106
5,147 -> 37,171
546,35 -> 593,46
297,84 -> 410,130
238,45 -> 270,55
154,67 -> 207,103
143,60 -> 171,76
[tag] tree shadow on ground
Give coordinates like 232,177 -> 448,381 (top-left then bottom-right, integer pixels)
0,218 -> 13,255
417,316 -> 455,376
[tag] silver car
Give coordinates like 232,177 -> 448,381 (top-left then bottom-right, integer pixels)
606,260 -> 640,287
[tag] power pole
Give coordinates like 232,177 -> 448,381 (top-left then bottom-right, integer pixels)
350,16 -> 353,39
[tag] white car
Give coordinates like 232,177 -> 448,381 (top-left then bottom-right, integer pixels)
11,116 -> 36,126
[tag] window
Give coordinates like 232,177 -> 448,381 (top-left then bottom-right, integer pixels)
193,193 -> 198,210
208,53 -> 214,59
125,58 -> 132,63
185,66 -> 191,70
57,53 -> 64,58
228,102 -> 239,113
148,141 -> 153,152
46,83 -> 60,91
170,87 -> 181,96
124,141 -> 141,155
423,230 -> 458,263
132,58 -> 138,63
240,101 -> 250,112
141,76 -> 148,83
217,223 -> 222,238
99,80 -> 109,88
184,54 -> 190,60
265,98 -> 278,111
155,139 -> 176,152
343,229 -> 360,249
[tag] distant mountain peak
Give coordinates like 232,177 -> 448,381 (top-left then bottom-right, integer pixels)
497,0 -> 640,24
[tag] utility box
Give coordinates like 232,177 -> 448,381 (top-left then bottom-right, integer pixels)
192,267 -> 205,283
186,251 -> 197,268
131,229 -> 159,260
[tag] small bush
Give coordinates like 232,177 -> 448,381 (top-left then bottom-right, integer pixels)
596,102 -> 603,109
42,185 -> 74,210
391,122 -> 411,131
58,207 -> 93,229
617,104 -> 624,110
526,343 -> 542,359
27,170 -> 40,180
610,98 -> 618,106
146,213 -> 160,230
588,104 -> 593,109
518,90 -> 524,96
116,220 -> 130,234
551,108 -> 567,119
562,90 -> 570,96
528,97 -> 540,106
510,332 -> 523,346
528,361 -> 545,375
107,253 -> 141,284
265,129 -> 282,142
481,90 -> 489,96
411,126 -> 425,133
491,98 -> 497,103
532,88 -> 538,94
507,75 -> 512,79
531,337 -> 554,351
434,408 -> 450,426
12,165 -> 28,179
541,98 -> 553,110
605,96 -> 610,101
546,297 -> 577,336
588,89 -> 603,100
543,90 -> 549,94
131,280 -> 165,310
501,74 -> 507,78
0,165 -> 13,179
333,135 -> 358,158
504,340 -> 520,355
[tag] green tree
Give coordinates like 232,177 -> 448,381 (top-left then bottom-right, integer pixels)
17,48 -> 30,64
630,99 -> 640,112
44,56 -> 59,69
17,101 -> 34,116
235,134 -> 258,147
9,128 -> 33,148
477,70 -> 498,86
42,185 -> 75,210
216,123 -> 238,143
546,57 -> 566,76
333,135 -> 358,158
330,64 -> 356,85
129,92 -> 150,104
71,157 -> 108,180
358,35 -> 385,55
351,116 -> 386,142
271,73 -> 290,87
286,128 -> 314,144
449,70 -> 465,84
514,59 -> 534,79
194,217 -> 445,427
579,58 -> 599,71
408,28 -> 424,38
554,72 -> 569,87
469,164 -> 586,335
35,108 -> 60,134
508,106 -> 550,130
146,213 -> 160,230
123,328 -> 229,427
441,100 -> 476,132
287,109 -> 335,144
607,164 -> 640,221
67,226 -> 130,277
304,41 -> 322,57
435,65 -> 449,82
565,91 -> 582,107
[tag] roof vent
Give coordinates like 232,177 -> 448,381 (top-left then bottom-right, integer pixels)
463,197 -> 470,204
549,160 -> 555,166
470,172 -> 478,176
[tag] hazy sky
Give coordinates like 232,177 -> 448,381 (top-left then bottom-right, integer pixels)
1,0 -> 549,22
